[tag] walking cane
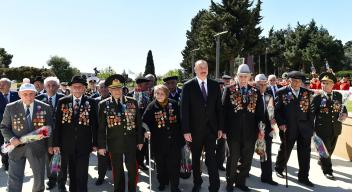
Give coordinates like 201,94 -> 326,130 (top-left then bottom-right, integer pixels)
148,136 -> 152,192
284,130 -> 288,188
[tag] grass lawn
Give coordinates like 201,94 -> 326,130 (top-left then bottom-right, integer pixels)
347,101 -> 352,112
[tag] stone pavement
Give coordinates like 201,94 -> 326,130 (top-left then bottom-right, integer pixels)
0,138 -> 351,192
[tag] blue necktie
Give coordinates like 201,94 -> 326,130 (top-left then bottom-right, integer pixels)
201,81 -> 207,102
4,94 -> 9,103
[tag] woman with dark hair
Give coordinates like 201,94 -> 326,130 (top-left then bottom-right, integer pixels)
142,85 -> 184,192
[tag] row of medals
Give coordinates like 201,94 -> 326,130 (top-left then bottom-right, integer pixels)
105,105 -> 136,130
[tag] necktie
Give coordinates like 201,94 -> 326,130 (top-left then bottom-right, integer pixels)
273,86 -> 277,93
4,93 -> 9,103
25,105 -> 32,131
262,95 -> 266,113
327,93 -> 332,100
201,81 -> 207,101
49,97 -> 53,108
241,87 -> 246,95
74,99 -> 80,115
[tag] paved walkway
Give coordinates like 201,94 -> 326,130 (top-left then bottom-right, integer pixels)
0,138 -> 351,191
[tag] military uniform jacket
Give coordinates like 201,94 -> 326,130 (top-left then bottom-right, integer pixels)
222,84 -> 263,143
311,91 -> 347,138
142,99 -> 185,154
53,95 -> 98,155
169,88 -> 182,103
0,100 -> 53,156
274,86 -> 314,140
97,96 -> 144,154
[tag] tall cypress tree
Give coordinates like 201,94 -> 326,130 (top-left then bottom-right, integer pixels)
144,50 -> 156,77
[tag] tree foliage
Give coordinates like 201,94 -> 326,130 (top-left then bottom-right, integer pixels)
47,56 -> 80,82
0,48 -> 13,68
144,50 -> 156,77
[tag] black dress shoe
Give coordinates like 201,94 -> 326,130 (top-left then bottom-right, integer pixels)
235,184 -> 251,191
226,184 -> 234,191
261,179 -> 278,186
95,178 -> 104,186
139,164 -> 148,171
324,173 -> 336,180
158,184 -> 166,191
275,169 -> 286,178
192,185 -> 201,192
46,180 -> 56,190
3,164 -> 8,171
218,166 -> 226,171
298,179 -> 314,187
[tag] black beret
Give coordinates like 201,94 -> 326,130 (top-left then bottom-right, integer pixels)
104,74 -> 125,88
163,76 -> 178,82
68,75 -> 88,86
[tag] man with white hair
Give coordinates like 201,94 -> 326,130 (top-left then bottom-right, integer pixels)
0,78 -> 20,171
36,76 -> 66,190
267,74 -> 280,99
255,74 -> 278,186
0,83 -> 53,192
223,64 -> 262,191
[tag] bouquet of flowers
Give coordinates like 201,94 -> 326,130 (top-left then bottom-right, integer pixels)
312,132 -> 329,158
266,96 -> 278,138
1,126 -> 51,154
50,153 -> 61,176
338,91 -> 352,122
180,143 -> 192,179
255,121 -> 267,162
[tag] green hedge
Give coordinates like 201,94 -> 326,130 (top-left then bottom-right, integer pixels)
335,70 -> 352,78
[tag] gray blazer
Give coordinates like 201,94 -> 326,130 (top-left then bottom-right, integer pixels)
0,99 -> 53,156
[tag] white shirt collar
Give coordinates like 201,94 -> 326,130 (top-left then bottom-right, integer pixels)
73,95 -> 83,105
196,77 -> 207,85
22,102 -> 34,118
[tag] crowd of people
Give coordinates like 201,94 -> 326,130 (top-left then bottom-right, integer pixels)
0,59 -> 349,192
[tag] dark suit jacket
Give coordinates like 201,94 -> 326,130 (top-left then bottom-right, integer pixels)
53,95 -> 98,155
274,86 -> 314,140
181,78 -> 223,142
0,91 -> 20,123
266,85 -> 282,99
142,99 -> 185,154
311,91 -> 347,138
222,84 -> 263,143
36,93 -> 65,112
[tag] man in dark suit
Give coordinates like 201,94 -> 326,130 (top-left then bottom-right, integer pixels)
52,75 -> 98,192
274,71 -> 315,187
98,74 -> 144,192
0,83 -> 53,192
222,64 -> 263,192
181,59 -> 223,192
0,78 -> 20,171
36,76 -> 66,190
32,76 -> 46,95
255,74 -> 278,186
267,74 -> 281,99
311,72 -> 348,180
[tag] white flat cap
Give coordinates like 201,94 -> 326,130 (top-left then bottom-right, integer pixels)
19,83 -> 37,92
255,74 -> 267,82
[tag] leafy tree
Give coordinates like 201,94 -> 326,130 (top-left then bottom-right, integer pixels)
47,56 -> 80,82
343,41 -> 352,69
97,66 -> 116,80
0,66 -> 54,82
0,48 -> 13,68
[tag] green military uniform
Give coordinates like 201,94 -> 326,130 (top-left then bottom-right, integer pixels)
98,75 -> 144,192
311,72 -> 347,179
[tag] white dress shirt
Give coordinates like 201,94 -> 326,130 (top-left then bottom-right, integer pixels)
196,77 -> 208,95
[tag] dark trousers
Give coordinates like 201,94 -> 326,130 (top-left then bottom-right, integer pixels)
57,155 -> 68,189
215,138 -> 226,168
63,152 -> 90,192
97,152 -> 111,179
226,139 -> 255,186
155,147 -> 181,191
136,140 -> 149,166
319,135 -> 338,174
111,151 -> 137,192
260,137 -> 273,181
275,131 -> 311,180
191,133 -> 220,192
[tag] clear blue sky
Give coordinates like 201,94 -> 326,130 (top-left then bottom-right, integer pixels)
0,0 -> 351,77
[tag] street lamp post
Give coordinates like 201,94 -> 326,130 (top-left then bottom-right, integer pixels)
191,48 -> 200,76
214,31 -> 228,79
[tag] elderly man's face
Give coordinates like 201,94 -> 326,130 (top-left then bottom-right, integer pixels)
289,78 -> 302,90
0,81 -> 10,93
195,63 -> 208,80
165,80 -> 177,92
34,81 -> 44,92
238,74 -> 251,86
322,81 -> 334,93
268,77 -> 277,86
98,84 -> 110,98
256,81 -> 267,94
109,87 -> 122,99
19,90 -> 36,105
45,81 -> 59,96
70,83 -> 86,98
